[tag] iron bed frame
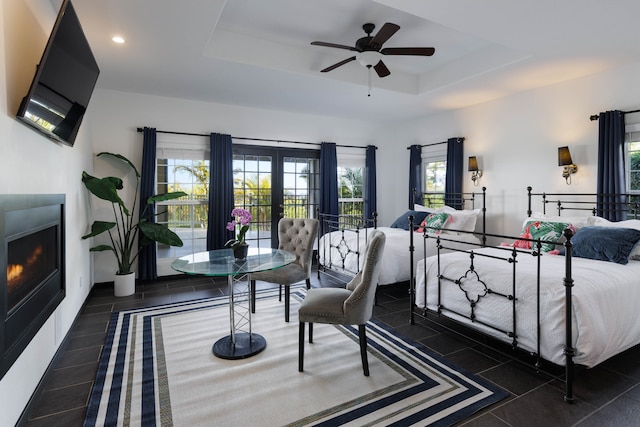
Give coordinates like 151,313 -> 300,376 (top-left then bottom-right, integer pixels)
316,187 -> 487,283
408,186 -> 640,403
316,210 -> 378,281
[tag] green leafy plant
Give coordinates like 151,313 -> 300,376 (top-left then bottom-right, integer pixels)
82,152 -> 187,274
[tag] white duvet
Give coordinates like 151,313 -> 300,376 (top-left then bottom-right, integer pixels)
318,227 -> 480,285
415,247 -> 640,367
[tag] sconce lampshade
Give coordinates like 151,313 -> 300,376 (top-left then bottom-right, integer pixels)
558,146 -> 573,166
468,156 -> 479,172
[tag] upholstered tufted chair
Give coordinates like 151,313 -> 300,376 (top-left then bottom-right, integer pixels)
249,218 -> 319,322
298,229 -> 385,376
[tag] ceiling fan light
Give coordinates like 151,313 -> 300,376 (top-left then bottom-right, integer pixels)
357,51 -> 382,67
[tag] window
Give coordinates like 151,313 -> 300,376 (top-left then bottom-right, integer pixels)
283,156 -> 319,219
421,145 -> 447,207
232,153 -> 273,247
156,147 -> 210,259
627,140 -> 640,193
626,132 -> 640,219
231,145 -> 320,248
424,160 -> 446,192
337,166 -> 363,216
336,148 -> 365,217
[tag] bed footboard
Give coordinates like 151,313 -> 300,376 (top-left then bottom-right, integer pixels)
316,211 -> 377,280
409,223 -> 576,403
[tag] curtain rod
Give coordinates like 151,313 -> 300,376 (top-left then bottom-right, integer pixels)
135,128 -> 374,149
406,137 -> 465,150
589,109 -> 640,121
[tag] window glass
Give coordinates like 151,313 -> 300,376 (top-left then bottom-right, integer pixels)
424,160 -> 446,192
337,166 -> 364,216
231,146 -> 320,248
627,137 -> 640,219
422,144 -> 447,207
283,156 -> 318,219
156,157 -> 209,258
232,154 -> 273,247
628,140 -> 640,193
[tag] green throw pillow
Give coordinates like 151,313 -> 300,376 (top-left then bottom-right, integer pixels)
524,220 -> 572,252
423,212 -> 451,234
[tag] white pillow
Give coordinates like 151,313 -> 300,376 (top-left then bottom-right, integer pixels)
440,206 -> 480,233
413,203 -> 431,212
586,217 -> 640,260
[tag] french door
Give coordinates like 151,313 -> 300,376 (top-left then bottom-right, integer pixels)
232,145 -> 320,248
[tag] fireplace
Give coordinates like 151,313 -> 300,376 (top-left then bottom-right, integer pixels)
1,195 -> 65,380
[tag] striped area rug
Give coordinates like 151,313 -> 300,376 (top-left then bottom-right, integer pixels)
83,287 -> 507,426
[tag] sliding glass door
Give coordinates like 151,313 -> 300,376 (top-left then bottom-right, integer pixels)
232,145 -> 319,248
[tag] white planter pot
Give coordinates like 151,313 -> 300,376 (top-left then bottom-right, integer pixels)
114,272 -> 136,297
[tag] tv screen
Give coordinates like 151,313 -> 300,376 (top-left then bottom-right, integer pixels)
16,0 -> 99,147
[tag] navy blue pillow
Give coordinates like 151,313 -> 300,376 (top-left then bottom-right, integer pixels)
569,226 -> 640,265
389,210 -> 430,231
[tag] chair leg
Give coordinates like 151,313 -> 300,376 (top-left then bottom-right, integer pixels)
309,322 -> 313,343
298,322 -> 305,372
305,278 -> 311,290
279,284 -> 282,301
250,280 -> 256,313
359,324 -> 369,376
284,285 -> 290,322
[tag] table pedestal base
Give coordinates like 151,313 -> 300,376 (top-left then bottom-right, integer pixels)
212,333 -> 266,359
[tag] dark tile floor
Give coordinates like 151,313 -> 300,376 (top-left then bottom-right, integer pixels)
18,270 -> 640,427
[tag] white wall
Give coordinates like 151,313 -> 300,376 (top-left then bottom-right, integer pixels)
379,61 -> 640,242
0,1 -> 95,424
88,89 -> 388,282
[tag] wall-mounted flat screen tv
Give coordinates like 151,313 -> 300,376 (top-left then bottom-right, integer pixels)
16,0 -> 99,147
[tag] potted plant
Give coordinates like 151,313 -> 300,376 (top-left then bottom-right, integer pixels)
81,152 -> 187,296
225,208 -> 252,259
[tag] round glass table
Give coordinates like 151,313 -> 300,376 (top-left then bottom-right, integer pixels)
171,247 -> 295,359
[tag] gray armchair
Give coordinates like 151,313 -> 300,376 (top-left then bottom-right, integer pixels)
249,218 -> 319,322
298,229 -> 385,376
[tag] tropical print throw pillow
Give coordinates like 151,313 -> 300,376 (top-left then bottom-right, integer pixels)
523,220 -> 575,252
417,212 -> 452,234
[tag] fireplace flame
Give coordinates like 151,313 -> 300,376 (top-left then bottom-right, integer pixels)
7,264 -> 24,282
6,245 -> 43,285
28,245 -> 43,263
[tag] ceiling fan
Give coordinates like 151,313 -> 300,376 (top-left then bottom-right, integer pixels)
311,22 -> 435,78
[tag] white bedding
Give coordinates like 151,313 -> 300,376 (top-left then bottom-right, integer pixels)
318,227 -> 481,285
415,247 -> 640,367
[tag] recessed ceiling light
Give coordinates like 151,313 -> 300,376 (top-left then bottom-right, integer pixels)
112,36 -> 125,44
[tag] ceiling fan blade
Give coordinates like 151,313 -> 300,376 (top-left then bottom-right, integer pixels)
320,56 -> 356,72
373,60 -> 390,78
369,22 -> 400,48
380,47 -> 435,56
311,41 -> 358,52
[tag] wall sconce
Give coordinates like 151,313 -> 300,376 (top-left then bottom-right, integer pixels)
558,146 -> 578,185
468,156 -> 482,186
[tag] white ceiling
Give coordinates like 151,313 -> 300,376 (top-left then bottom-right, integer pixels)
60,0 -> 640,123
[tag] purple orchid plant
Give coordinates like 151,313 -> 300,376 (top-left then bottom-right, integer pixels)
225,208 -> 252,250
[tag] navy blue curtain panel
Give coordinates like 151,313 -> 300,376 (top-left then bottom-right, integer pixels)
597,111 -> 626,221
138,127 -> 157,281
409,145 -> 422,208
207,133 -> 234,250
364,145 -> 377,219
319,142 -> 339,235
445,137 -> 464,209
